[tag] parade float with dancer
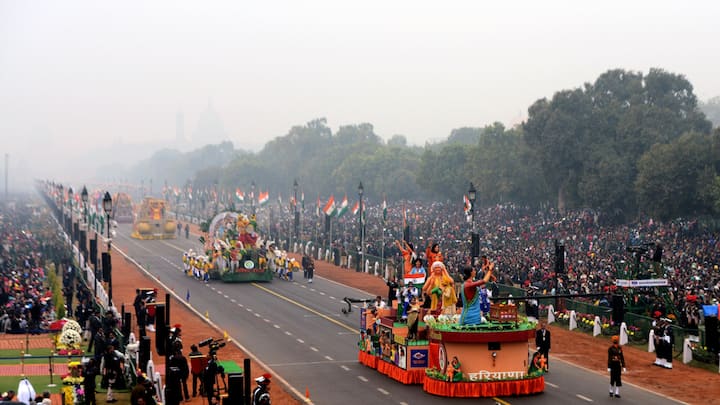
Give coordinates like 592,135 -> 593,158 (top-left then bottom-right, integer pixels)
131,197 -> 177,239
355,260 -> 545,398
183,211 -> 272,283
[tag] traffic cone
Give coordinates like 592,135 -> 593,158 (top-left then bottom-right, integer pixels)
306,386 -> 310,399
223,330 -> 228,340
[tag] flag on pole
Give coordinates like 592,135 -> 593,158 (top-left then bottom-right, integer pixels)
382,197 -> 387,222
336,194 -> 349,217
351,201 -> 359,215
316,195 -> 321,217
463,195 -> 472,213
301,191 -> 305,210
235,188 -> 244,202
258,191 -> 270,206
323,195 -> 336,217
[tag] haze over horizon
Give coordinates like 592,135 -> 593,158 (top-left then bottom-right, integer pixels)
1,0 -> 719,187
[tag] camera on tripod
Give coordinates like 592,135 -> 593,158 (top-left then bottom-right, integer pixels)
199,337 -> 226,354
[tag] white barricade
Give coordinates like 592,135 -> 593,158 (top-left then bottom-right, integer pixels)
547,305 -> 556,324
593,316 -> 602,337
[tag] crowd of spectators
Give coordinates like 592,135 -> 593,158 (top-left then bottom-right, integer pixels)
275,201 -> 719,329
0,199 -> 59,334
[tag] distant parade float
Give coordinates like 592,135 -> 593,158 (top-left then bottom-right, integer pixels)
182,211 -> 272,283
112,192 -> 134,223
131,197 -> 177,239
356,263 -> 545,398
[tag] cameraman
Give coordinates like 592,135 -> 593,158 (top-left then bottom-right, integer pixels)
202,351 -> 224,403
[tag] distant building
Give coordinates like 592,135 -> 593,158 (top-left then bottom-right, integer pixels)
191,100 -> 228,147
176,111 -> 185,143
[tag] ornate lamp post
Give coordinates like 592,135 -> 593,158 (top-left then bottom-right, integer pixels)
357,181 -> 364,272
103,192 -> 113,307
67,187 -> 74,239
469,182 -> 478,266
293,179 -> 299,251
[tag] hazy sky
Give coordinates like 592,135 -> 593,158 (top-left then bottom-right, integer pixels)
1,0 -> 719,181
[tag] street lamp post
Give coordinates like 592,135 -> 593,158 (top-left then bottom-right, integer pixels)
293,179 -> 299,252
68,187 -> 74,240
469,182 -> 478,267
357,182 -> 364,272
80,186 -> 88,265
103,192 -> 113,307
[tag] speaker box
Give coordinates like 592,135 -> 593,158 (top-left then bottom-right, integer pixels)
89,238 -> 97,265
227,373 -> 244,402
471,233 -> 480,257
612,294 -> 624,324
122,312 -> 132,339
706,317 -> 718,353
139,336 -> 151,372
101,252 -> 111,281
155,303 -> 167,356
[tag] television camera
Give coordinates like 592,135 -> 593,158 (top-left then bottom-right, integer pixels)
198,337 -> 226,354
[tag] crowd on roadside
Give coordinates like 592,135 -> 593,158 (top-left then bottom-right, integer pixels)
272,201 -> 718,329
0,199 -> 59,335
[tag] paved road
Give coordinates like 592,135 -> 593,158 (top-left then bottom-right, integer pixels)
114,224 -> 683,405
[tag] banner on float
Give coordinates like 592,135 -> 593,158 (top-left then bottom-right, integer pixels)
616,279 -> 668,288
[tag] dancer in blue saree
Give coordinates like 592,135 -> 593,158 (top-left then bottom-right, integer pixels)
459,266 -> 494,325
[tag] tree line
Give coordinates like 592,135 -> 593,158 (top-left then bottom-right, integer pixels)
125,68 -> 720,223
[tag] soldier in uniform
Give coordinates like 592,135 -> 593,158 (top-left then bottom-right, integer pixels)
607,335 -> 627,398
252,373 -> 272,405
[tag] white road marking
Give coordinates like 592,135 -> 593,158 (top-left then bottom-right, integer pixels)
358,376 -> 368,382
377,388 -> 389,395
238,303 -> 243,307
285,331 -> 292,336
576,394 -> 593,402
341,365 -> 350,371
329,296 -> 336,300
310,347 -> 319,352
399,402 -> 409,405
273,324 -> 280,329
319,291 -> 326,295
263,318 -> 270,323
297,339 -> 305,344
223,294 -> 229,299
546,382 -> 559,388
254,313 -> 261,317
230,299 -> 236,303
246,308 -> 252,312
324,355 -> 334,361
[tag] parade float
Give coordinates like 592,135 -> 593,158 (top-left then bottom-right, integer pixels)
131,197 -> 177,239
187,211 -> 272,282
356,264 -> 545,399
112,192 -> 134,223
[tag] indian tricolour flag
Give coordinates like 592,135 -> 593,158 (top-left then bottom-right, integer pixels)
463,194 -> 472,213
258,191 -> 270,206
323,195 -> 336,217
235,188 -> 244,202
336,194 -> 349,217
351,201 -> 359,215
382,197 -> 387,222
